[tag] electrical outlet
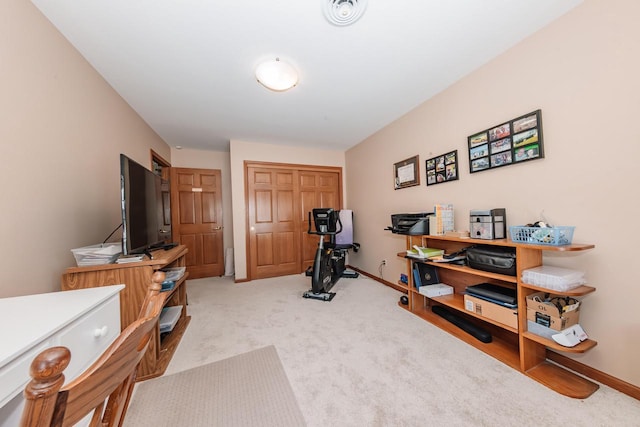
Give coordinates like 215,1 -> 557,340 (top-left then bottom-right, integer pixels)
381,259 -> 387,266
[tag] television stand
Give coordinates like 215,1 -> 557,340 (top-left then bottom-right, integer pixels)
61,245 -> 190,381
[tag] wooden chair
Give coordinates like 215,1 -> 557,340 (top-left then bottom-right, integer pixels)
20,271 -> 169,427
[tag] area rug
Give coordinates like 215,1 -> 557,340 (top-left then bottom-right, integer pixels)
124,345 -> 306,427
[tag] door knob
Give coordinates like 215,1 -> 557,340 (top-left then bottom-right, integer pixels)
212,226 -> 222,231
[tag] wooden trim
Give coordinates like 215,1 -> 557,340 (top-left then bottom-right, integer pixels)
547,351 -> 640,400
151,149 -> 171,180
243,163 -> 251,281
347,265 -> 407,294
150,149 -> 170,168
244,160 -> 343,174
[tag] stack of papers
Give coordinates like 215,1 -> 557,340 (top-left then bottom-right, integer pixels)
72,243 -> 122,266
406,246 -> 444,259
116,255 -> 145,264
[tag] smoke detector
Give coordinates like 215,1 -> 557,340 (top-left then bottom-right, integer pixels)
324,0 -> 368,26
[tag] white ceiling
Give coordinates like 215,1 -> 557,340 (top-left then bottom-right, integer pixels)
31,0 -> 582,152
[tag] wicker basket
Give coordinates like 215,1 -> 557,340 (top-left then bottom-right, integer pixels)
509,226 -> 575,246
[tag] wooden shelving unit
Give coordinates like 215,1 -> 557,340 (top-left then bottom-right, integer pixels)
61,245 -> 190,381
398,234 -> 598,398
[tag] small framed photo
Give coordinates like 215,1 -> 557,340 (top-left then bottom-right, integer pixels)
394,155 -> 420,189
488,123 -> 511,142
469,132 -> 488,147
468,109 -> 544,173
426,150 -> 458,186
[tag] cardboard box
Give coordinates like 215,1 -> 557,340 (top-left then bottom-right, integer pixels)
525,292 -> 580,331
463,294 -> 518,330
418,283 -> 454,298
526,309 -> 578,331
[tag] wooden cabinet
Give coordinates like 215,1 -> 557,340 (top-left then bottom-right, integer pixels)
398,235 -> 598,398
61,245 -> 190,381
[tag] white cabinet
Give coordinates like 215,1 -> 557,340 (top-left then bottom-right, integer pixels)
0,285 -> 124,427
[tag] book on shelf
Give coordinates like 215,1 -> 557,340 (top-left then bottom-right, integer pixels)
413,263 -> 440,289
115,254 -> 145,264
406,246 -> 445,259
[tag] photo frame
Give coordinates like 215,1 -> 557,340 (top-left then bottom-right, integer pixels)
468,109 -> 544,174
426,150 -> 458,186
394,155 -> 420,189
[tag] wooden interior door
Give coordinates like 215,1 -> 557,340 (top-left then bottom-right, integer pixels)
299,171 -> 341,271
246,163 -> 342,280
247,167 -> 300,279
170,168 -> 224,279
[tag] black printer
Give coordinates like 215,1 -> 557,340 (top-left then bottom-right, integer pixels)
386,213 -> 432,235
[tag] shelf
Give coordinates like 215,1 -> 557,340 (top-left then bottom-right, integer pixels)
396,280 -> 409,291
428,261 -> 518,284
397,233 -> 598,399
420,235 -> 595,252
428,293 -> 518,334
163,272 -> 189,301
141,315 -> 191,381
519,282 -> 596,296
398,253 -> 518,284
401,302 -> 521,370
525,361 -> 599,399
522,331 -> 597,353
64,245 -> 188,273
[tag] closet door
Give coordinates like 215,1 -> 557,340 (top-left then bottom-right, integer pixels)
247,167 -> 300,279
299,171 -> 341,271
246,163 -> 342,280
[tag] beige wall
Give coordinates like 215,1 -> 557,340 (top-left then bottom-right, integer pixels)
4,0 -> 638,391
170,148 -> 234,261
229,140 -> 345,279
346,0 -> 640,387
0,0 -> 170,298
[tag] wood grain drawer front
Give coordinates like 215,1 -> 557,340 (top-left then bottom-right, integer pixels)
0,340 -> 52,407
57,295 -> 120,380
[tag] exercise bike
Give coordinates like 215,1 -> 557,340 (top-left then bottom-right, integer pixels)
303,208 -> 359,301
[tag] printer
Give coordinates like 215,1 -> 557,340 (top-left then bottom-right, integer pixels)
386,213 -> 432,235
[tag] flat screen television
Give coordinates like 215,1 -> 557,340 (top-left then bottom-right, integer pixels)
120,154 -> 168,255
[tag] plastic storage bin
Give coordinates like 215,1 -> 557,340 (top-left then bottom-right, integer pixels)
521,265 -> 586,291
509,225 -> 574,246
71,243 -> 121,266
159,306 -> 182,333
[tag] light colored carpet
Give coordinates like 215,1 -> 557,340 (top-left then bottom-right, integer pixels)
125,345 -> 306,426
135,274 -> 639,426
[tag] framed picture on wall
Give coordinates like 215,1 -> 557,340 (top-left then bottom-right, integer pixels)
468,109 -> 544,173
426,150 -> 458,186
394,155 -> 420,189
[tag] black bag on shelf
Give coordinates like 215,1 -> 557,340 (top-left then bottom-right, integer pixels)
466,245 -> 516,276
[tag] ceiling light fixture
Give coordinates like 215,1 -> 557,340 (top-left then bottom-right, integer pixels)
324,0 -> 368,26
255,58 -> 299,92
